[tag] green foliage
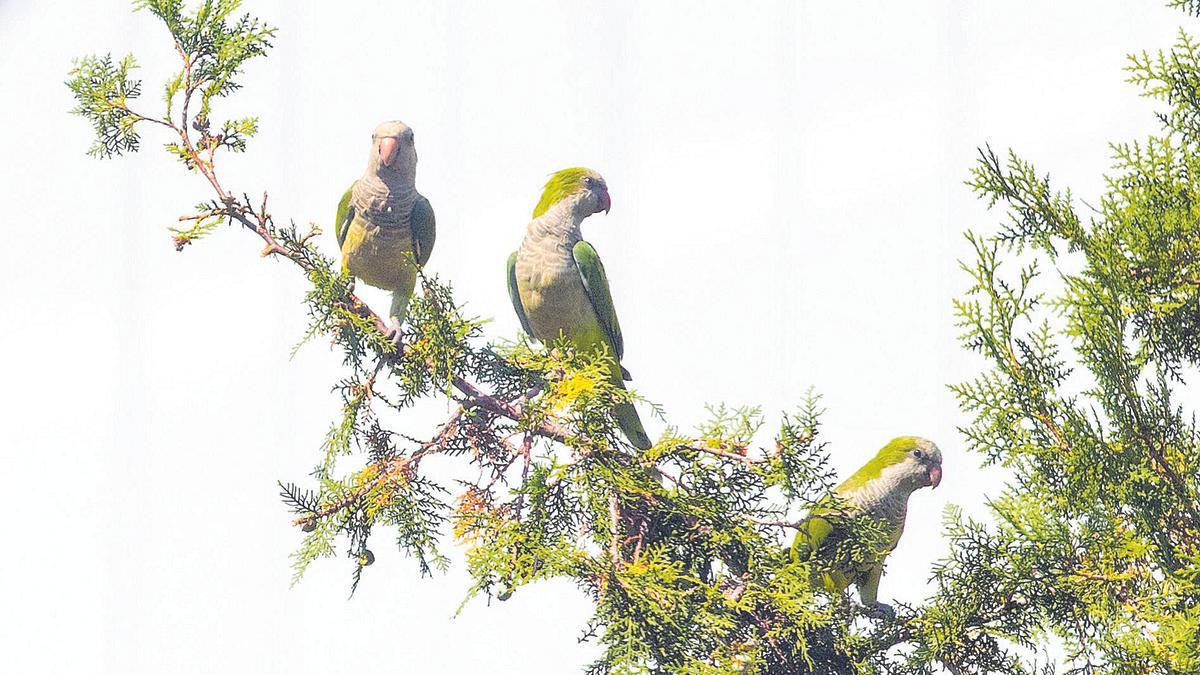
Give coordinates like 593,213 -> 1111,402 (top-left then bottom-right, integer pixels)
1170,0 -> 1200,18
66,54 -> 143,158
941,21 -> 1200,672
135,0 -> 274,122
169,201 -> 224,250
66,0 -> 272,166
68,1 -> 1200,673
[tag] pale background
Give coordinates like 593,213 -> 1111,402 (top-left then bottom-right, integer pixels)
0,1 -> 1192,672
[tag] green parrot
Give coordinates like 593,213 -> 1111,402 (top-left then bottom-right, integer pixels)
335,120 -> 436,338
792,436 -> 943,617
506,168 -> 652,450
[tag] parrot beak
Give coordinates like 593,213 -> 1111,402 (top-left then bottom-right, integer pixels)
928,463 -> 942,489
378,136 -> 399,168
598,189 -> 611,214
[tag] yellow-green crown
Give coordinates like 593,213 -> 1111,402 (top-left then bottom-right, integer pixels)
532,167 -> 600,218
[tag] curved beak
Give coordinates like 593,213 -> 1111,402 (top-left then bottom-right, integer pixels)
598,188 -> 611,214
378,137 -> 399,168
928,463 -> 942,489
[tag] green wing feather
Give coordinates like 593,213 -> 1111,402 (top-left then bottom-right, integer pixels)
409,195 -> 436,267
791,509 -> 858,592
792,511 -> 836,562
335,183 -> 355,248
507,252 -> 534,336
572,240 -> 624,361
792,492 -> 900,597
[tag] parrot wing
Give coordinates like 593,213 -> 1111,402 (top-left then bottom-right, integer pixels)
409,195 -> 436,267
335,183 -> 356,249
791,493 -> 866,564
791,507 -> 862,593
572,240 -> 625,363
506,251 -> 534,336
792,510 -> 838,562
791,496 -> 899,598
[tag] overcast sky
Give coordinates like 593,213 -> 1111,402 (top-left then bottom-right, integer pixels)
0,1 -> 1194,673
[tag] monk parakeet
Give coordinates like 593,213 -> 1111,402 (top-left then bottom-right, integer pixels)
792,436 -> 943,617
506,168 -> 652,450
335,120 -> 436,338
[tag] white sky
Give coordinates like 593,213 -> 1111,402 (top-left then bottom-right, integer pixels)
0,1 -> 1193,673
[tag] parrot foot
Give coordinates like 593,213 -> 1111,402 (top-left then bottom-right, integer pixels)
385,320 -> 405,350
862,602 -> 896,620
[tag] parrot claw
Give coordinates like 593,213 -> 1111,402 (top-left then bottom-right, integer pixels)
385,320 -> 405,350
862,602 -> 896,620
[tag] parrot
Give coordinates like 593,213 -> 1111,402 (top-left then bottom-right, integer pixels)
506,168 -> 653,450
335,120 -> 436,339
792,436 -> 943,618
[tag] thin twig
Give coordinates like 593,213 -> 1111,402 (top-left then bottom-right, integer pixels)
608,493 -> 622,564
295,407 -> 464,527
681,440 -> 766,464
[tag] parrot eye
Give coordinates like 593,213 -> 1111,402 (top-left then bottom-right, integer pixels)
913,449 -> 924,459
584,177 -> 595,188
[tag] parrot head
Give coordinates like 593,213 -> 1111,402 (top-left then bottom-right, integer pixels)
843,436 -> 943,494
532,167 -> 611,218
368,120 -> 417,180
876,436 -> 942,490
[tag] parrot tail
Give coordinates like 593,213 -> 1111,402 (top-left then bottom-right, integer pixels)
612,380 -> 653,450
606,359 -> 652,450
615,401 -> 652,450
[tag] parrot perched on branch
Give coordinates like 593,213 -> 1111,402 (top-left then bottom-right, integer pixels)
792,436 -> 943,617
335,120 -> 436,338
506,168 -> 653,450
